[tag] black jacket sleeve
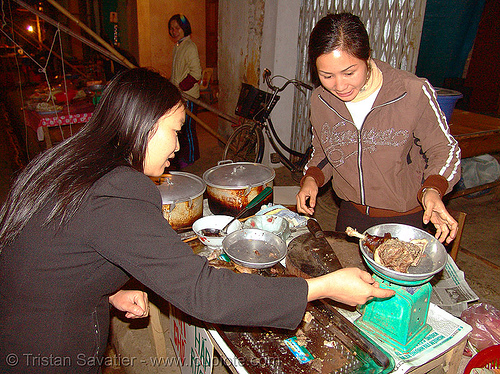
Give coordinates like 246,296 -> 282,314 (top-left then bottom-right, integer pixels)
86,167 -> 308,330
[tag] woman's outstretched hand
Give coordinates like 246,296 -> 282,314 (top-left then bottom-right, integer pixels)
296,176 -> 319,215
422,189 -> 458,244
109,290 -> 149,319
306,268 -> 395,306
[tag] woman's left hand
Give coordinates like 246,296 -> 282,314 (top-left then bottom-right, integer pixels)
109,290 -> 149,319
422,189 -> 458,244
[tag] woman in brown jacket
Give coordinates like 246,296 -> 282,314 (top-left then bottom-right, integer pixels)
297,13 -> 461,244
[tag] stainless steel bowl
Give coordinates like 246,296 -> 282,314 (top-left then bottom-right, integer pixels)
222,229 -> 287,269
359,223 -> 447,285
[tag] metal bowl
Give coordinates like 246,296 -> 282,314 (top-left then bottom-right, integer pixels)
222,229 -> 287,269
359,223 -> 447,285
192,215 -> 242,248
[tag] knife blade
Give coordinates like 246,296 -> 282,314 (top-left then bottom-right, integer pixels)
306,219 -> 343,273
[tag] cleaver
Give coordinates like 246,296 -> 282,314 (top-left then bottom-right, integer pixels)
305,219 -> 343,274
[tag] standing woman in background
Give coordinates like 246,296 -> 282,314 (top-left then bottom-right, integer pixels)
297,13 -> 461,244
168,14 -> 202,168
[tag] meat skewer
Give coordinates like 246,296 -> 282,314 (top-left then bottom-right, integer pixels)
345,227 -> 392,252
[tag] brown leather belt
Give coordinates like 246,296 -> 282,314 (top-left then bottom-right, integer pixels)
351,202 -> 422,218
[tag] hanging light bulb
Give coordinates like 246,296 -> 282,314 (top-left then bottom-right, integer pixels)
114,24 -> 119,46
27,25 -> 34,33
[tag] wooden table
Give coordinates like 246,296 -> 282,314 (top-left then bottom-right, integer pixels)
449,109 -> 500,158
24,99 -> 95,148
447,109 -> 500,198
145,231 -> 470,374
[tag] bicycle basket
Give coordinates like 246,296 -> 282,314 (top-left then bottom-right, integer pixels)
235,83 -> 279,123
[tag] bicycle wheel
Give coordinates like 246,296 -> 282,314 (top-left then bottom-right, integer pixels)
223,124 -> 264,163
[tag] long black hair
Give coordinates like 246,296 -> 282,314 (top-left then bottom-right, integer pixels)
0,68 -> 183,248
308,13 -> 371,86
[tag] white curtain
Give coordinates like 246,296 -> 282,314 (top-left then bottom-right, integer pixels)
291,0 -> 427,153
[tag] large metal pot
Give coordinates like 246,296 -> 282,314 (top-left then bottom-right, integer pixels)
203,161 -> 275,217
155,172 -> 206,230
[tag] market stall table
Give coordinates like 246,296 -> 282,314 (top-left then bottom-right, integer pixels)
155,224 -> 471,374
449,109 -> 500,158
24,99 -> 95,148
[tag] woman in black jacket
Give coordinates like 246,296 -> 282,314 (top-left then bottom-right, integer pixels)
0,67 -> 393,373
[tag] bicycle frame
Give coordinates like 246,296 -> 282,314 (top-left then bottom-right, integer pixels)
263,115 -> 312,172
224,69 -> 313,174
259,70 -> 313,172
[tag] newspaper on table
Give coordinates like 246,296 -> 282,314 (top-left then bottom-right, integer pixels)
339,304 -> 472,373
430,255 -> 479,317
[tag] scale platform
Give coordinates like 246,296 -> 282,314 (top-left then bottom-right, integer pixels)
355,274 -> 432,353
354,224 -> 448,353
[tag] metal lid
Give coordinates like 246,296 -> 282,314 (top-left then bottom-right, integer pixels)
156,172 -> 206,204
203,162 -> 275,189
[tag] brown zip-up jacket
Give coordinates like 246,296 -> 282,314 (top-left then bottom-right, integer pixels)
304,59 -> 461,213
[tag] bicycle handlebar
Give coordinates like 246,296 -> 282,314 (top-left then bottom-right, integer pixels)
263,68 -> 313,93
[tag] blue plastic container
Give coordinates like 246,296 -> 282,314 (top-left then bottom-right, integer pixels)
436,88 -> 463,122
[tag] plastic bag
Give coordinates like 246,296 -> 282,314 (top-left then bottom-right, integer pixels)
257,203 -> 308,228
461,155 -> 500,189
461,303 -> 500,354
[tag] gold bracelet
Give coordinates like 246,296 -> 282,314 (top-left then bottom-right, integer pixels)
422,187 -> 441,198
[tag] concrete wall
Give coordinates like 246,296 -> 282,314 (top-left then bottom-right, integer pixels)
260,0 -> 301,166
217,0 -> 265,138
218,0 -> 301,167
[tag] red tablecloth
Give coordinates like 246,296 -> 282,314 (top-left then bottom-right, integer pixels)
25,99 -> 95,141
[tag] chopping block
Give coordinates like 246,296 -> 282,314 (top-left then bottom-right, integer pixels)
286,231 -> 367,278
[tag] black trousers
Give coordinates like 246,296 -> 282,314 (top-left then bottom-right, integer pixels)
335,200 -> 425,233
171,100 -> 200,169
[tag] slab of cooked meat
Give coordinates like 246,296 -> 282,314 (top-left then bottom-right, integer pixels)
373,238 -> 427,273
345,226 -> 392,251
345,227 -> 428,273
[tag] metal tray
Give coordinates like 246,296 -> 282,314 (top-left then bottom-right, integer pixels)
222,228 -> 287,269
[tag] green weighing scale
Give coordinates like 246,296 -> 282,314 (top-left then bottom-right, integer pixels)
353,224 -> 447,353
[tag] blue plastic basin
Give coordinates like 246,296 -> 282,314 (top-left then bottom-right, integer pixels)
436,88 -> 463,122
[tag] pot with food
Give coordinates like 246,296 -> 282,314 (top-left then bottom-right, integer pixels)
202,161 -> 274,217
155,172 -> 206,230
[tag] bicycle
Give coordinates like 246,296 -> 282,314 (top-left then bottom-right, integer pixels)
223,68 -> 313,175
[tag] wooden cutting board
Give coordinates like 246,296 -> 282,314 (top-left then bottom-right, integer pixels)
286,231 -> 367,278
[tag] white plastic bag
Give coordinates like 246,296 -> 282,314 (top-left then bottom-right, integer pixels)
461,303 -> 500,354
